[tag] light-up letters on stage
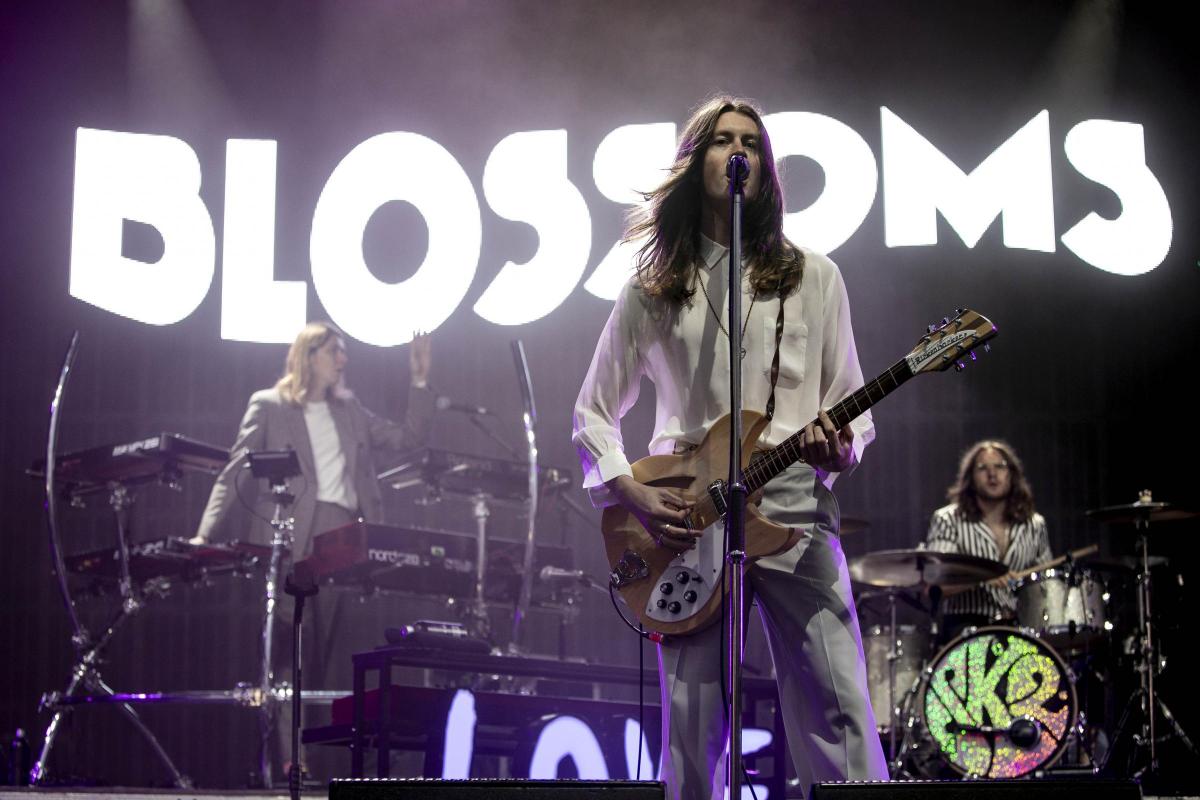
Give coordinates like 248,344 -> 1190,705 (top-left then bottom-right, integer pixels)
882,108 -> 1056,252
70,128 -> 215,326
68,108 -> 1174,341
434,688 -> 774,798
310,131 -> 482,346
475,129 -> 592,324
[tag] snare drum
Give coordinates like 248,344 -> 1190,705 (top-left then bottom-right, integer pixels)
921,626 -> 1077,778
1014,567 -> 1106,650
864,624 -> 928,732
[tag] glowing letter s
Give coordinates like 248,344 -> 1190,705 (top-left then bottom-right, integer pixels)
475,130 -> 591,325
1061,120 -> 1172,276
310,132 -> 481,346
585,122 -> 677,301
69,128 -> 215,325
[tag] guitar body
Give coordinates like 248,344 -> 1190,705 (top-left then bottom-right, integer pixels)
597,308 -> 998,638
600,410 -> 804,637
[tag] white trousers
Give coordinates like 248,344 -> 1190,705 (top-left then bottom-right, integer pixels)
657,464 -> 888,800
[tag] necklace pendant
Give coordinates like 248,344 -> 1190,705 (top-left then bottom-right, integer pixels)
739,347 -> 747,360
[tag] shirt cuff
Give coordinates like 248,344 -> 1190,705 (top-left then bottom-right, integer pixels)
580,451 -> 633,508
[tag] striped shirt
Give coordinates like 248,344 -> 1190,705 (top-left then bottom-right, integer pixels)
925,504 -> 1052,619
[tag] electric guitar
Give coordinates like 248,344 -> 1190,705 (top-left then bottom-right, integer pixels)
601,308 -> 998,637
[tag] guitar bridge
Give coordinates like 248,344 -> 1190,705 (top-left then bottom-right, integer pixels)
610,549 -> 649,589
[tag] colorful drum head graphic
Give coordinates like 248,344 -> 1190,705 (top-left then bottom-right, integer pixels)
922,626 -> 1077,778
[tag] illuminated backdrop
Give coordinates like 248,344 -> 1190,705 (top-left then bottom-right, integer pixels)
1,0 -> 1196,787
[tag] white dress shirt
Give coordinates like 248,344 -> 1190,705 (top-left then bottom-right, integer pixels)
573,235 -> 874,508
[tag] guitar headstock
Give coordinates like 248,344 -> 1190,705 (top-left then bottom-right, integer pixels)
906,308 -> 997,376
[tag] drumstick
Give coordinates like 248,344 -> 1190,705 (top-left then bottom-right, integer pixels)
985,543 -> 1099,589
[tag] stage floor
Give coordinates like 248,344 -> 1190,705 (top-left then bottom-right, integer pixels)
2,787 -> 1197,800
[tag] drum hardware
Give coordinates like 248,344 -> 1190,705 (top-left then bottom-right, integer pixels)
1087,491 -> 1198,778
850,548 -> 1008,774
1007,546 -> 1107,654
865,594 -> 928,764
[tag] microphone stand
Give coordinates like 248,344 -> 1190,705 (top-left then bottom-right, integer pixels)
724,154 -> 749,800
284,567 -> 319,800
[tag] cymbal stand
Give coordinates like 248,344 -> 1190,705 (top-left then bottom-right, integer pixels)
888,579 -> 943,779
884,587 -> 901,763
257,478 -> 296,790
1101,509 -> 1195,778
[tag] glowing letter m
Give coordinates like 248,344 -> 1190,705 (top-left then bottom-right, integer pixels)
881,108 -> 1054,252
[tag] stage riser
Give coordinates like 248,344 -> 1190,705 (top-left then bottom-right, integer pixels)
330,779 -> 664,800
811,780 -> 1141,800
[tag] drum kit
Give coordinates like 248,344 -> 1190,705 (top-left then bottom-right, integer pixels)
848,494 -> 1197,782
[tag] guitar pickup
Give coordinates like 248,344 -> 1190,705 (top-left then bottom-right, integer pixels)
706,480 -> 727,516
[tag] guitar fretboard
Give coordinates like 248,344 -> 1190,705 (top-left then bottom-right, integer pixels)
743,358 -> 915,494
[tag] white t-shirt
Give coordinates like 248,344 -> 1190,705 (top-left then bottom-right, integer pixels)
304,400 -> 358,511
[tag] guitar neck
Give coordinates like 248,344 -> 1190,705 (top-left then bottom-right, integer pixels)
744,358 -> 915,494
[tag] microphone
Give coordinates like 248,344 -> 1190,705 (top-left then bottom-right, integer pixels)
435,395 -> 492,416
726,153 -> 750,184
948,718 -> 1041,749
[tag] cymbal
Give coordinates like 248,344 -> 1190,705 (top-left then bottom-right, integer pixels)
840,516 -> 869,534
849,548 -> 1007,589
1086,500 -> 1197,526
1080,554 -> 1170,573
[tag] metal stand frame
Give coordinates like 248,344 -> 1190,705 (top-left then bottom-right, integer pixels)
32,333 -> 190,788
256,481 -> 296,789
724,155 -> 748,800
1099,511 -> 1196,778
32,342 -> 302,790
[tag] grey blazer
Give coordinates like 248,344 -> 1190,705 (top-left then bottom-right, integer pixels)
195,385 -> 434,556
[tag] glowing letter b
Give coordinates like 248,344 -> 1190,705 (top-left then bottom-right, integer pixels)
69,128 -> 215,325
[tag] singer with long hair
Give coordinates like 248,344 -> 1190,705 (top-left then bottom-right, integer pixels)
573,95 -> 888,800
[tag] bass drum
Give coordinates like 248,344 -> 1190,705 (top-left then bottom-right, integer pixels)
920,626 -> 1077,778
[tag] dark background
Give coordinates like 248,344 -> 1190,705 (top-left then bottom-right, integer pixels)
2,0 -> 1196,789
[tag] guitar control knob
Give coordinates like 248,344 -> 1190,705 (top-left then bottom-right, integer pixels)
668,601 -> 682,614
684,590 -> 698,603
676,572 -> 690,584
656,598 -> 667,609
659,582 -> 673,595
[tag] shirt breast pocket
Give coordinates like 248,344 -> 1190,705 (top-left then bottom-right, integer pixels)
764,318 -> 808,389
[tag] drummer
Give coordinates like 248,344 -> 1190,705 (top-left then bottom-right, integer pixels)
925,440 -> 1052,640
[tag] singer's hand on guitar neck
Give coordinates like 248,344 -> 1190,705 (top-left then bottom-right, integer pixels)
798,409 -> 855,474
607,474 -> 696,552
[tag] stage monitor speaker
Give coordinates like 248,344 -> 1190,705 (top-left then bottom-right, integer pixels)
330,779 -> 665,800
810,780 -> 1140,800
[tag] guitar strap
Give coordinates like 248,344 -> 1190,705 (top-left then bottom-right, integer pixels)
764,284 -> 787,421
